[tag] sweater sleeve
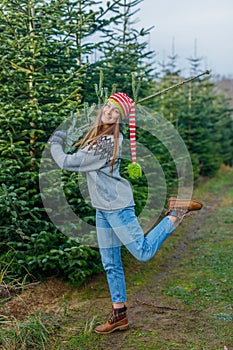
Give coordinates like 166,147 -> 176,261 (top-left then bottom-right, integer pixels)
50,135 -> 118,172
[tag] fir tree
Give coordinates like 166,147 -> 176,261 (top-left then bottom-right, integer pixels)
85,0 -> 155,103
0,0 -> 118,283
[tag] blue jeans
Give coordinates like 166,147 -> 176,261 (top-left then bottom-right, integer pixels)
96,206 -> 175,303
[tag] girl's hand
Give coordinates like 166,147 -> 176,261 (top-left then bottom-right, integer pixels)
48,130 -> 67,145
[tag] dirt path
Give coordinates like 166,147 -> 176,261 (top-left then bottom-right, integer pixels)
1,166 -> 232,350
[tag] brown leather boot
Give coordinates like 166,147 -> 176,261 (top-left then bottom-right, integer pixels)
95,305 -> 129,334
165,197 -> 203,220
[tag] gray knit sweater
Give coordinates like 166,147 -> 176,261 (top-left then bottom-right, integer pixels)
50,133 -> 135,210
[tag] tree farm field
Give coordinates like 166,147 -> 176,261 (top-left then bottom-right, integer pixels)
0,165 -> 232,350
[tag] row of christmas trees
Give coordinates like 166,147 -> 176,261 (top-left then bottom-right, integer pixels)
0,0 -> 232,284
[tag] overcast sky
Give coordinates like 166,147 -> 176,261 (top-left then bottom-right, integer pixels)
138,0 -> 233,77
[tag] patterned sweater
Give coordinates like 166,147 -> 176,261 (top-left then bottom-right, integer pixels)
50,133 -> 135,210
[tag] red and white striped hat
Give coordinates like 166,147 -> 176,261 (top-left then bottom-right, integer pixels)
108,92 -> 142,178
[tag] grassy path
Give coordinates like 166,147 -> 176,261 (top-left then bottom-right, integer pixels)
48,165 -> 233,350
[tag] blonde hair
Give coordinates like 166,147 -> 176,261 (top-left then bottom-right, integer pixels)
74,106 -> 121,171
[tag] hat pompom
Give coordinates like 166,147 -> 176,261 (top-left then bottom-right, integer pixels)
127,162 -> 142,179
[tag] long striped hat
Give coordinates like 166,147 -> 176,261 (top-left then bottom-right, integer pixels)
108,92 -> 142,179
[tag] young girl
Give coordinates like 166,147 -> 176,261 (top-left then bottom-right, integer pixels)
49,92 -> 202,335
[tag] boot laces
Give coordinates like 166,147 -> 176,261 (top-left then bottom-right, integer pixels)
108,308 -> 127,324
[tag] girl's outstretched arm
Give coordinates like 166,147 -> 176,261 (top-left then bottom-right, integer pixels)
49,130 -> 122,172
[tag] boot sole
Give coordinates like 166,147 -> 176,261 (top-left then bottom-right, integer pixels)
168,199 -> 203,211
95,323 -> 129,334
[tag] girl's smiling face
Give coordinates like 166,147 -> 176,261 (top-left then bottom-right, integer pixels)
101,101 -> 121,125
